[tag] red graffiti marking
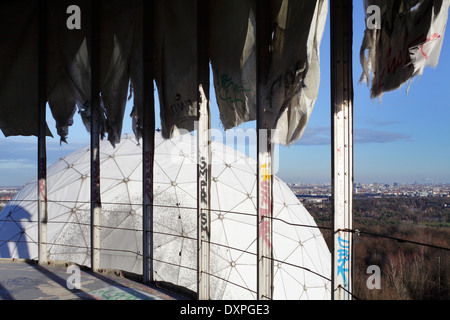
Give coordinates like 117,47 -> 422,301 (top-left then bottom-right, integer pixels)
377,33 -> 426,91
420,33 -> 440,60
39,180 -> 46,201
380,34 -> 425,77
259,216 -> 271,248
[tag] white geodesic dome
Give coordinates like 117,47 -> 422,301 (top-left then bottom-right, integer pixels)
0,133 -> 331,300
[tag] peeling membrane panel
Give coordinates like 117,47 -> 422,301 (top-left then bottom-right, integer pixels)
0,0 -> 328,147
0,0 -> 141,146
47,0 -> 91,143
153,0 -> 199,139
360,0 -> 450,99
209,0 -> 328,145
0,133 -> 331,300
0,1 -> 51,137
209,0 -> 256,130
264,0 -> 328,145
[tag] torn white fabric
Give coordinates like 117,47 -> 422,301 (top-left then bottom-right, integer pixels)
153,0 -> 199,139
209,0 -> 328,145
0,1 -> 52,137
47,0 -> 91,144
360,0 -> 450,99
0,0 -> 142,145
263,0 -> 328,145
0,0 -> 328,147
209,0 -> 256,130
99,0 -> 141,147
129,3 -> 144,142
67,0 -> 141,147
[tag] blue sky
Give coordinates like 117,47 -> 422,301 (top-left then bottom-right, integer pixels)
1,2 -> 449,186
279,1 -> 450,185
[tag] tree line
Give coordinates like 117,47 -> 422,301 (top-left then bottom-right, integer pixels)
304,197 -> 449,300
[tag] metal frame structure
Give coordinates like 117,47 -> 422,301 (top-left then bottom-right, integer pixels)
32,0 -> 354,300
37,0 -> 48,266
256,0 -> 274,301
142,0 -> 155,284
330,0 -> 354,300
196,0 -> 212,301
89,0 -> 102,273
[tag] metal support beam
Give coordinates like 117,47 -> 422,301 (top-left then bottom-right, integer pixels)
37,0 -> 48,265
256,0 -> 274,300
90,0 -> 102,272
330,0 -> 354,300
142,0 -> 155,284
197,0 -> 211,300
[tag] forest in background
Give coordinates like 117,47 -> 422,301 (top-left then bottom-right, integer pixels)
304,197 -> 450,300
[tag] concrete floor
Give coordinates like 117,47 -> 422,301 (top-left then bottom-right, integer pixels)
0,259 -> 184,300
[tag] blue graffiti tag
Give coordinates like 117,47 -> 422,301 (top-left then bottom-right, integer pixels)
337,236 -> 349,287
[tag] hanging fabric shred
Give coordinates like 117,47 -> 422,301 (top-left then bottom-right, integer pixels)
0,1 -> 52,137
209,0 -> 256,130
153,0 -> 199,139
263,0 -> 328,146
47,0 -> 90,144
0,0 -> 328,146
209,0 -> 328,145
360,0 -> 450,99
129,2 -> 144,142
8,0 -> 448,146
99,0 -> 141,147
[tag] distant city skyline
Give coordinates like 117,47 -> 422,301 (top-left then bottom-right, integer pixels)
1,2 -> 449,187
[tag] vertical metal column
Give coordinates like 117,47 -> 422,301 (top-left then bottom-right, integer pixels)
256,0 -> 274,300
197,0 -> 211,300
90,0 -> 102,272
330,0 -> 354,300
142,0 -> 155,284
37,0 -> 48,265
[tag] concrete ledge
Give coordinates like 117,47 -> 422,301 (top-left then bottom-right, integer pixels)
0,258 -> 185,300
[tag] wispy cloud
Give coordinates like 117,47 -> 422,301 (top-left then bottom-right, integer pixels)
0,159 -> 36,170
0,137 -> 84,155
354,128 -> 412,144
295,126 -> 331,146
294,126 -> 412,145
365,119 -> 400,127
